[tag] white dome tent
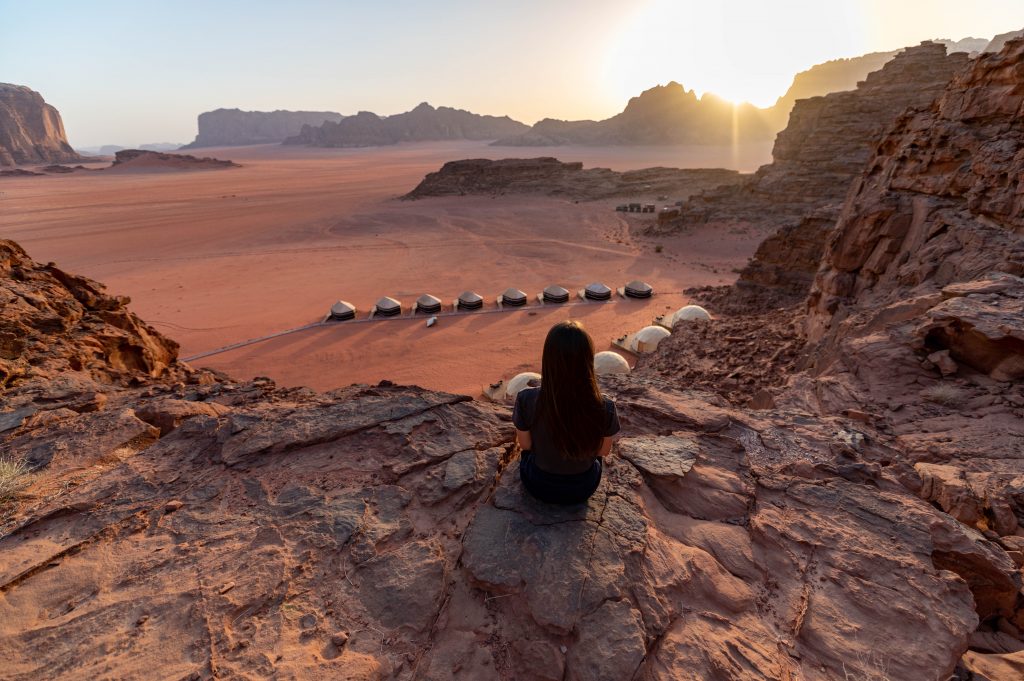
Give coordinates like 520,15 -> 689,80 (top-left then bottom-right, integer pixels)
328,300 -> 356,321
506,372 -> 541,399
372,296 -> 402,318
594,351 -> 630,375
582,282 -> 612,301
632,325 -> 671,353
413,293 -> 442,315
499,287 -> 528,307
672,305 -> 711,324
456,290 -> 484,311
541,284 -> 570,304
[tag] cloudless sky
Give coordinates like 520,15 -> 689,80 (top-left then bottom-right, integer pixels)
3,0 -> 1022,146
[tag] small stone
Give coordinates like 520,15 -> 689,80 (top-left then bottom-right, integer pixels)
330,631 -> 349,647
927,350 -> 958,377
164,500 -> 184,513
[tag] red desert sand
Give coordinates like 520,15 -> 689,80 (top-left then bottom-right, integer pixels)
2,140 -> 773,396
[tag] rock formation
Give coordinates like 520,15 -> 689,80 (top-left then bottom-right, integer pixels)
0,84 -> 84,167
655,42 -> 969,303
985,29 -> 1024,53
403,157 -> 743,201
181,108 -> 344,149
493,82 -> 774,147
284,103 -> 528,148
109,149 -> 239,171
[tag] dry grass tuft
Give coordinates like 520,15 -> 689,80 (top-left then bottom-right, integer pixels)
0,457 -> 31,502
920,383 -> 967,407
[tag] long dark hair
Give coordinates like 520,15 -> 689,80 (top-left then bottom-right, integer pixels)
536,321 -> 605,460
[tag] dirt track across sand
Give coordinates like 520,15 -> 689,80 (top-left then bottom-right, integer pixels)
2,140 -> 773,395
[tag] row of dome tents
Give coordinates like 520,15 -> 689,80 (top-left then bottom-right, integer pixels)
327,281 -> 656,321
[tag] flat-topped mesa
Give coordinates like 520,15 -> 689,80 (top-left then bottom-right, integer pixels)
403,157 -> 743,201
181,108 -> 344,148
284,102 -> 529,148
659,43 -> 969,300
0,84 -> 85,167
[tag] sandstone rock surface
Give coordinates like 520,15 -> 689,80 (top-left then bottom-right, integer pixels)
0,84 -> 84,167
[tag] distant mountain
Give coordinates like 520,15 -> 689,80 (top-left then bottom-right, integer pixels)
985,29 -> 1023,53
493,83 -> 773,146
77,143 -> 182,156
181,109 -> 344,149
0,83 -> 84,166
284,103 -> 529,147
495,35 -> 999,148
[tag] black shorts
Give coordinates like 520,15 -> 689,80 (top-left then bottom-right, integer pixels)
518,450 -> 602,505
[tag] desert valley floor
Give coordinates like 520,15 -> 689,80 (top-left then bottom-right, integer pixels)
3,141 -> 773,396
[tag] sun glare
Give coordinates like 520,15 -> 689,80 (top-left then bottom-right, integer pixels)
602,0 -> 867,109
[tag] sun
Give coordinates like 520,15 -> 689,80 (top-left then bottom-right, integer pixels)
600,0 -> 866,109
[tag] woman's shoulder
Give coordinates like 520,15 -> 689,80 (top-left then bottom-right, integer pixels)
599,393 -> 616,407
516,386 -> 541,404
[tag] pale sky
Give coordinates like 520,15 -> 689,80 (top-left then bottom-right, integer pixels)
2,0 -> 1022,147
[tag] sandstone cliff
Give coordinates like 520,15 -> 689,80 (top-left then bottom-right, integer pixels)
284,103 -> 528,148
403,157 -> 743,201
0,84 -> 83,167
182,108 -> 344,148
657,42 -> 969,302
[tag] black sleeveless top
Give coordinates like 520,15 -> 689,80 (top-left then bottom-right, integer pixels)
512,387 -> 620,475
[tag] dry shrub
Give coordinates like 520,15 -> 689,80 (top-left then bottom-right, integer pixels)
0,457 -> 31,502
920,383 -> 967,407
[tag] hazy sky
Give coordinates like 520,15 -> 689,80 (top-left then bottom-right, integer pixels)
3,0 -> 1022,146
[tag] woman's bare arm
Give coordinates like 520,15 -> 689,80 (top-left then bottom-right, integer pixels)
516,429 -> 532,450
597,436 -> 614,458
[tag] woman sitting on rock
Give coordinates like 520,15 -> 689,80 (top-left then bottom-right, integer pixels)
513,320 -> 620,505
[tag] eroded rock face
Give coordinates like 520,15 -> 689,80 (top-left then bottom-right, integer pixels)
404,157 -> 742,201
806,38 -> 1024,380
181,108 -> 344,149
657,43 -> 968,300
0,84 -> 84,167
0,240 -> 179,388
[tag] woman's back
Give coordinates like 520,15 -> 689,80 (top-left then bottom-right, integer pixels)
513,386 -> 619,475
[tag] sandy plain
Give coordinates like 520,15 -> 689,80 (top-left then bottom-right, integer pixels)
2,140 -> 774,397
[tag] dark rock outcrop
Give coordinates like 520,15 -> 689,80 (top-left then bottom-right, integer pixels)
404,157 -> 743,201
109,149 -> 239,171
284,102 -> 528,148
0,84 -> 84,167
181,108 -> 344,149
